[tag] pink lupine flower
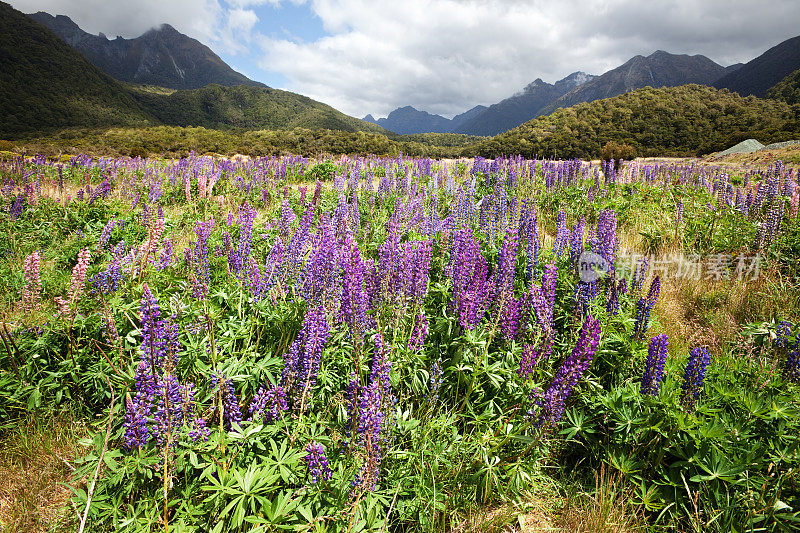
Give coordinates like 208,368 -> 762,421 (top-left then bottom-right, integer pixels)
56,248 -> 91,319
22,251 -> 41,312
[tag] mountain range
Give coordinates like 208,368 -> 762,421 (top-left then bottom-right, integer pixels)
362,105 -> 487,134
28,11 -> 263,90
3,1 -> 800,151
372,51 -> 744,135
451,71 -> 596,136
0,2 -> 384,137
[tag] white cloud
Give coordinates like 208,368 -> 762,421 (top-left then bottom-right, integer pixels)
9,0 -> 800,119
257,0 -> 800,118
11,0 -> 225,41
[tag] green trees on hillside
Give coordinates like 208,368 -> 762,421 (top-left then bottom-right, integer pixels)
768,69 -> 800,105
464,85 -> 800,159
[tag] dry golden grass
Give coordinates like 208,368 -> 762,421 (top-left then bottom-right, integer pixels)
454,496 -> 561,533
557,466 -> 641,533
0,411 -> 87,533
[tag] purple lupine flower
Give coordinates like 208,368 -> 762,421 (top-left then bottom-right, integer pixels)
191,219 -> 214,299
152,373 -> 190,445
633,276 -> 660,340
775,321 -> 793,349
426,358 -> 444,404
596,210 -> 618,271
645,275 -> 661,307
253,237 -> 285,299
408,311 -> 429,351
348,333 -> 393,493
9,194 -> 25,219
339,237 -> 370,342
491,225 -> 519,301
281,306 -> 331,400
569,217 -> 585,265
541,264 -> 557,330
533,316 -> 601,427
88,178 -> 111,205
553,211 -> 568,256
641,334 -> 669,395
407,239 -> 433,306
498,296 -> 522,340
229,202 -> 256,275
140,282 -> 167,369
632,298 -> 650,340
450,229 -> 489,330
249,384 -> 288,422
304,442 -> 333,484
786,347 -> 800,382
520,201 -> 540,282
301,222 -> 339,306
90,250 -> 123,295
517,339 -> 553,379
526,284 -> 553,337
631,257 -> 649,295
219,378 -> 242,429
123,365 -> 155,449
123,287 -> 208,449
98,218 -> 117,250
158,238 -> 173,271
278,198 -> 297,243
680,346 -> 711,409
283,205 -> 314,282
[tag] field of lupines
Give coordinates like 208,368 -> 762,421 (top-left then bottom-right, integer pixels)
1,152 -> 799,532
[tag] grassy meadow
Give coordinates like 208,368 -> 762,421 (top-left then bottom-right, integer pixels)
0,151 -> 798,532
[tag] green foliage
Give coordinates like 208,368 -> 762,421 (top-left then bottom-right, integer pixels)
464,85 -> 800,159
1,153 -> 799,532
767,68 -> 800,105
305,161 -> 337,181
15,126 -> 482,159
0,2 -> 155,137
601,140 -> 636,162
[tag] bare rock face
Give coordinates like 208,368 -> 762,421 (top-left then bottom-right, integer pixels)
28,12 -> 264,90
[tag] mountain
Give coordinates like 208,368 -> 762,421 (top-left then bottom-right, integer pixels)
725,63 -> 745,73
0,2 -> 384,137
464,85 -> 800,160
450,105 -> 488,130
453,71 -> 596,136
28,11 -> 262,90
713,35 -> 800,98
137,84 -> 388,132
538,51 -> 729,116
363,106 -> 456,134
767,68 -> 800,105
362,105 -> 488,135
0,1 -> 155,136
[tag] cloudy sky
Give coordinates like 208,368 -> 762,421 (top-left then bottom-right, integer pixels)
10,0 -> 800,118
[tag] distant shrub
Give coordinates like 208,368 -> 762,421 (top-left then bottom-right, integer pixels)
129,146 -> 149,159
0,140 -> 15,151
601,140 -> 636,162
306,161 -> 337,181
